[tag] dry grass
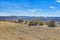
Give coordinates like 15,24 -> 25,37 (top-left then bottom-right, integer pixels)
0,21 -> 60,40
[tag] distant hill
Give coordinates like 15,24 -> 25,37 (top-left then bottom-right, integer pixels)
0,16 -> 18,20
0,16 -> 60,23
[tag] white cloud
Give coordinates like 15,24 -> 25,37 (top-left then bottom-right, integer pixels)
0,13 -> 10,16
56,0 -> 60,3
31,9 -> 36,12
27,9 -> 36,12
50,6 -> 55,9
27,9 -> 43,12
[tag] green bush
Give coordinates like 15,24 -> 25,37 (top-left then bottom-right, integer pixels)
28,18 -> 45,26
18,19 -> 24,23
48,20 -> 57,27
39,21 -> 44,25
28,20 -> 38,26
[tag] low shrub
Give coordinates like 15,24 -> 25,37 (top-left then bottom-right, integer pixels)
28,20 -> 38,26
39,21 -> 44,25
48,20 -> 57,27
18,19 -> 24,23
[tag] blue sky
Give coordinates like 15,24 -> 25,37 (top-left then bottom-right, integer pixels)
0,0 -> 60,17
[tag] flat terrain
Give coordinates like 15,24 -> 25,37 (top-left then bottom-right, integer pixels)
0,21 -> 60,40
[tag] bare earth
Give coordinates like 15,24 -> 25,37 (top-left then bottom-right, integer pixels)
0,21 -> 60,40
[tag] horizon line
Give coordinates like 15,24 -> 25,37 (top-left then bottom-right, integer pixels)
0,15 -> 60,17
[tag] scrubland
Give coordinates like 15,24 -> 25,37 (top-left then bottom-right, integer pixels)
0,21 -> 60,40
